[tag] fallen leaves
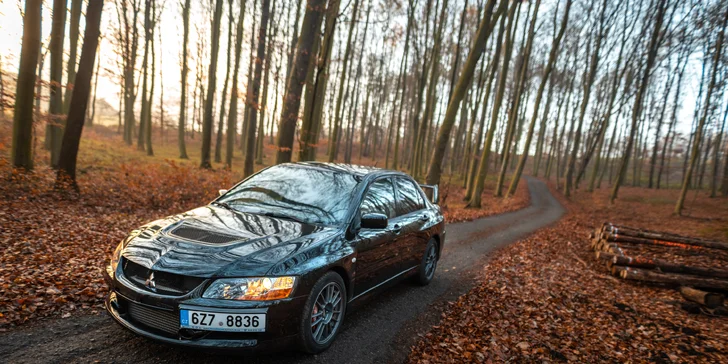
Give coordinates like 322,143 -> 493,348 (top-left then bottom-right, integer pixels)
408,181 -> 728,363
0,155 -> 233,329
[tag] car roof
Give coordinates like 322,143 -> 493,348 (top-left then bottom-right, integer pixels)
287,162 -> 409,179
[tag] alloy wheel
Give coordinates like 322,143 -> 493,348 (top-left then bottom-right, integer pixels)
310,282 -> 344,344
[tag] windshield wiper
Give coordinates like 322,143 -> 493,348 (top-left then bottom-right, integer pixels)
263,212 -> 307,224
212,201 -> 236,211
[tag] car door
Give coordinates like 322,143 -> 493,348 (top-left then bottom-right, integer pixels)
353,178 -> 401,297
393,177 -> 429,270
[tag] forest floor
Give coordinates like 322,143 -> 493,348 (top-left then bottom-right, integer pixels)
0,118 -> 527,330
407,182 -> 728,363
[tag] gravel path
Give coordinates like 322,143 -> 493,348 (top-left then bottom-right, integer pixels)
0,177 -> 564,364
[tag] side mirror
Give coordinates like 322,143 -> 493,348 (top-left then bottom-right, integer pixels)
218,189 -> 228,197
361,213 -> 388,229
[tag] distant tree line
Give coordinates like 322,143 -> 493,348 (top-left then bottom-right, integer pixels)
5,0 -> 728,213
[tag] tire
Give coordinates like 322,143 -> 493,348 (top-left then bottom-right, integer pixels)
416,238 -> 439,286
298,271 -> 347,354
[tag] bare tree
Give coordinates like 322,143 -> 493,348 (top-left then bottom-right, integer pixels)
675,5 -> 727,213
200,0 -> 225,169
56,0 -> 104,190
11,0 -> 43,170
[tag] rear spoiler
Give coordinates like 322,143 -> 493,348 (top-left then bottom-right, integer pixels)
419,184 -> 439,204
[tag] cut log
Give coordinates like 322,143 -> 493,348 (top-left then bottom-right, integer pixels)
680,286 -> 725,308
605,233 -> 705,251
611,265 -> 627,277
596,251 -> 616,262
612,255 -> 728,280
605,224 -> 728,251
619,267 -> 728,291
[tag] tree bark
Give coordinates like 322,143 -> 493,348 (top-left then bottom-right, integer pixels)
275,0 -> 327,164
243,0 -> 271,176
49,0 -> 67,168
680,287 -> 724,309
327,0 -> 361,162
200,0 -> 225,169
466,0 -> 518,208
63,0 -> 83,114
216,0 -> 236,163
55,0 -> 103,190
11,0 -> 42,170
226,0 -> 247,169
178,0 -> 191,159
426,0 -> 504,186
610,0 -> 668,204
507,0 -> 571,197
620,267 -> 728,291
675,7 -> 727,213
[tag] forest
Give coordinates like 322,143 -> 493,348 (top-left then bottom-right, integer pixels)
1,0 -> 726,213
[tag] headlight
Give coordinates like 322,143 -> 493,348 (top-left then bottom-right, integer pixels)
203,277 -> 296,301
109,242 -> 123,274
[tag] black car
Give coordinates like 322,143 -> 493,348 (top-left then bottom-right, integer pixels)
104,162 -> 445,353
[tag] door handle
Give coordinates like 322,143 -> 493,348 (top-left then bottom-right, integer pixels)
391,224 -> 402,234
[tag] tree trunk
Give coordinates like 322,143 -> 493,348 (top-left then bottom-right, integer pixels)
610,0 -> 668,203
327,0 -> 361,162
710,100 -> 727,197
216,0 -> 235,163
390,0 -> 415,170
493,1 -> 538,197
177,0 -> 191,159
466,1 -> 518,208
88,43 -> 101,127
298,0 -> 341,162
11,0 -> 42,170
49,0 -> 67,168
426,0 -> 504,186
256,0 -> 279,165
200,0 -> 225,169
243,0 -> 271,176
275,0 -> 327,164
675,7 -> 727,213
226,0 -> 247,169
564,0 -> 608,197
137,0 -> 151,152
62,0 -> 83,114
507,0 -> 571,197
55,0 -> 103,190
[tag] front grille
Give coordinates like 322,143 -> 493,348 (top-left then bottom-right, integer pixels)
169,224 -> 241,244
128,301 -> 180,335
122,259 -> 205,296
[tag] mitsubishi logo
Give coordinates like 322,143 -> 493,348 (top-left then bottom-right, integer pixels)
144,272 -> 157,292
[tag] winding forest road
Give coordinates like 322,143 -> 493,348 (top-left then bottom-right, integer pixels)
0,177 -> 564,364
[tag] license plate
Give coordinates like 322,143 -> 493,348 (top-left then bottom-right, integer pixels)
179,309 -> 266,332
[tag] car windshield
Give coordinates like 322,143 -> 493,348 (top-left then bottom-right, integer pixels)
217,165 -> 360,226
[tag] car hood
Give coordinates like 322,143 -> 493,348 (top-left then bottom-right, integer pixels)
121,206 -> 337,277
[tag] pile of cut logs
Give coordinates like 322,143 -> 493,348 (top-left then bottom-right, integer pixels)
590,222 -> 728,315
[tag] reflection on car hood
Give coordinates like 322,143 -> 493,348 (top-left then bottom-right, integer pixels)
121,206 -> 336,277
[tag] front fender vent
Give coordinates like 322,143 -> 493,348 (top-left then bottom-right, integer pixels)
169,224 -> 241,244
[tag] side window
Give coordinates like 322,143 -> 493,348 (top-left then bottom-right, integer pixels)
360,179 -> 397,218
395,178 -> 425,216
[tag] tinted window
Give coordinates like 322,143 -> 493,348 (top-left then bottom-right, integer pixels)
360,179 -> 396,218
395,178 -> 425,215
218,165 -> 359,225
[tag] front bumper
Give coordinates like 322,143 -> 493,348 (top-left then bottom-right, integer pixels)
104,265 -> 307,351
